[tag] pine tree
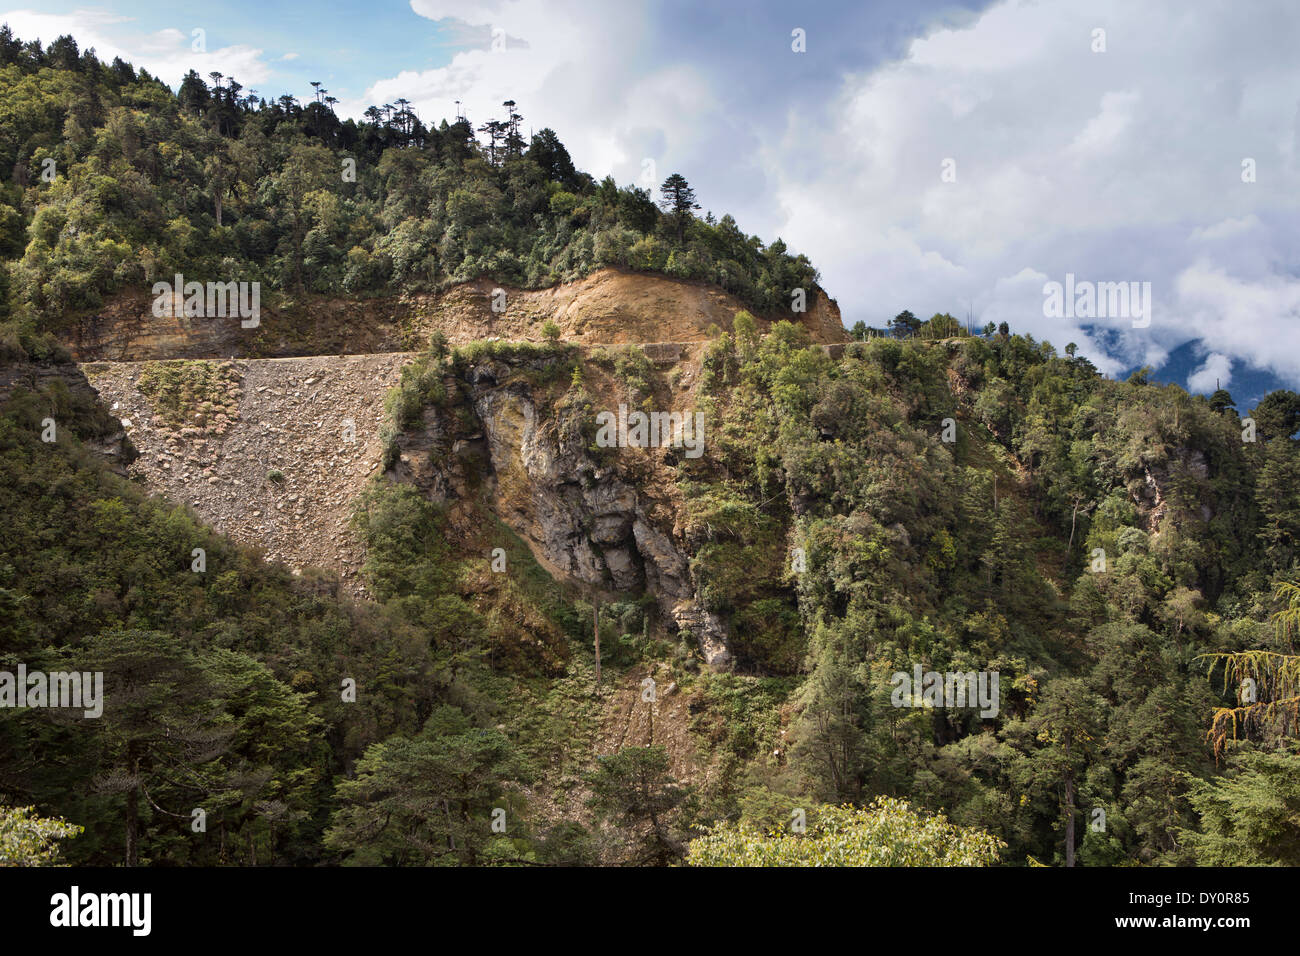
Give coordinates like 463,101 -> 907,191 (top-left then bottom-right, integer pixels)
890,310 -> 920,339
658,173 -> 699,243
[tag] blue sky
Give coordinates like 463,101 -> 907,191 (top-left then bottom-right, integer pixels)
5,0 -> 1299,406
3,0 -> 469,101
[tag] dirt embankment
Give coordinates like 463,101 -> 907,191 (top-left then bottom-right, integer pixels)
403,269 -> 846,347
596,663 -> 704,785
83,353 -> 414,596
63,268 -> 847,361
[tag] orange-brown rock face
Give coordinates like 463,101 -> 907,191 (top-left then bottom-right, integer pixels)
63,268 -> 847,361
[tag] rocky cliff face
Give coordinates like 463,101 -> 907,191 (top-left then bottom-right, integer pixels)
1131,447 -> 1214,536
389,349 -> 733,670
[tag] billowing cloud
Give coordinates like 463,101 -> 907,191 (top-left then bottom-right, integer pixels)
1176,262 -> 1300,384
766,0 -> 1300,383
373,0 -> 1300,384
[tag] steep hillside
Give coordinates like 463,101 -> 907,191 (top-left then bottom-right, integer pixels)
76,339 -> 733,660
356,324 -> 1300,866
7,315 -> 1300,868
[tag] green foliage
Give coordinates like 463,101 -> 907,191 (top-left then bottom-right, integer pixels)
687,797 -> 1004,866
324,706 -> 521,865
1181,747 -> 1300,865
587,746 -> 694,865
669,321 -> 1300,866
136,360 -> 240,430
451,337 -> 572,371
0,804 -> 82,865
0,359 -> 522,864
611,345 -> 654,403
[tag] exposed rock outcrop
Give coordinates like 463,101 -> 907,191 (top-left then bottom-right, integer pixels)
73,341 -> 738,666
1130,448 -> 1213,538
389,352 -> 733,670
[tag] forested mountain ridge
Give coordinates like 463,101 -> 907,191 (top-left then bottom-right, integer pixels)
2,26 -> 1300,868
0,25 -> 824,348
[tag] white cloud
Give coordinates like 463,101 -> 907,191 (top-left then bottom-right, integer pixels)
374,0 -> 1300,385
1071,90 -> 1140,154
1188,352 -> 1233,393
762,0 -> 1300,383
137,27 -> 186,54
1175,261 -> 1300,384
1189,215 -> 1261,242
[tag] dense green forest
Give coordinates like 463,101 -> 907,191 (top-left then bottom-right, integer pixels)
5,318 -> 1299,866
681,321 -> 1300,865
0,24 -> 817,335
2,27 -> 1300,868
